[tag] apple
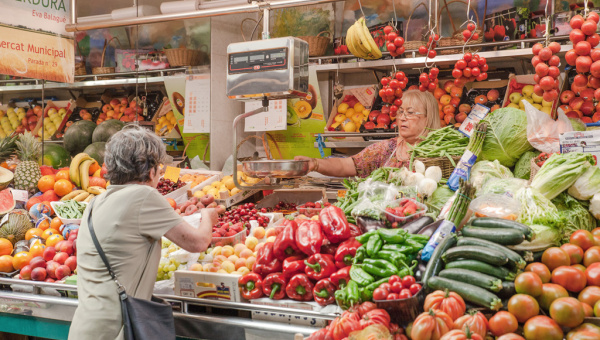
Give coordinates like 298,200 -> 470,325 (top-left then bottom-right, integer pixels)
46,261 -> 59,279
53,252 -> 69,265
31,267 -> 47,281
29,256 -> 46,270
570,97 -> 585,110
65,256 -> 77,272
364,121 -> 375,130
582,88 -> 596,100
509,92 -> 523,104
55,265 -> 72,280
455,112 -> 467,123
443,81 -> 454,93
43,246 -> 56,262
566,110 -> 583,119
559,105 -> 571,113
581,100 -> 595,116
20,265 -> 32,280
458,104 -> 472,113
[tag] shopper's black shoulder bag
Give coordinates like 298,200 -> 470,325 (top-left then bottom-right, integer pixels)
87,201 -> 175,340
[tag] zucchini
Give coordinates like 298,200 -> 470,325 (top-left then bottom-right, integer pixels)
439,268 -> 503,292
532,250 -> 544,262
442,246 -> 509,266
457,237 -> 526,270
471,217 -> 533,241
497,281 -> 516,300
422,234 -> 457,290
461,226 -> 526,245
445,260 -> 517,281
427,276 -> 503,311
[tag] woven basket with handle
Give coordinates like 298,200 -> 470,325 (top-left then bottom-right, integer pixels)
297,31 -> 331,57
404,3 -> 429,57
165,48 -> 202,67
417,156 -> 462,178
437,0 -> 483,55
92,37 -> 121,79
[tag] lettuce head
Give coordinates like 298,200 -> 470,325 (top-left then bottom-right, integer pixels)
481,108 -> 534,167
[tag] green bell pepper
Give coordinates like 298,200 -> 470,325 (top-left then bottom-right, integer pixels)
366,234 -> 383,257
362,258 -> 399,278
407,233 -> 430,243
376,228 -> 407,244
349,265 -> 375,286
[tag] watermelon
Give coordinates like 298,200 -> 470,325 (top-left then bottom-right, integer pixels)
0,189 -> 15,215
92,119 -> 124,143
84,142 -> 106,165
64,120 -> 96,155
42,144 -> 72,169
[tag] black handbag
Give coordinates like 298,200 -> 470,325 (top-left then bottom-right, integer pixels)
87,202 -> 176,340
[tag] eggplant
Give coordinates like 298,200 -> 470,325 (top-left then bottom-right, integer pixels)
418,220 -> 443,238
356,216 -> 386,233
414,261 -> 428,281
402,216 -> 434,234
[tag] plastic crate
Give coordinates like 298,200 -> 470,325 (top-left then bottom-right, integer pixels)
211,229 -> 247,247
381,198 -> 427,226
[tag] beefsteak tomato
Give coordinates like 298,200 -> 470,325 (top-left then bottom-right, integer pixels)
586,262 -> 600,286
439,328 -> 483,340
411,309 -> 454,340
542,247 -> 570,271
551,266 -> 587,292
452,311 -> 488,338
354,301 -> 377,317
360,309 -> 391,329
507,294 -> 539,323
538,283 -> 569,310
523,315 -> 563,340
549,297 -> 585,328
330,312 -> 361,340
524,263 -> 551,283
578,285 -> 600,306
488,311 -> 518,336
423,290 -> 466,321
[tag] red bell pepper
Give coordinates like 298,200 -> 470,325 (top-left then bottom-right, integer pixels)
334,237 -> 361,268
286,273 -> 314,301
282,255 -> 306,278
320,242 -> 338,256
295,220 -> 324,256
313,278 -> 336,306
319,205 -> 351,244
252,242 -> 282,276
330,266 -> 351,288
304,253 -> 336,281
238,273 -> 264,300
273,220 -> 299,259
348,223 -> 362,237
262,272 -> 287,300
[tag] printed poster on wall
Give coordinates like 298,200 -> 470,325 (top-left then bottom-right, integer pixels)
163,75 -> 210,163
183,73 -> 211,134
0,0 -> 74,82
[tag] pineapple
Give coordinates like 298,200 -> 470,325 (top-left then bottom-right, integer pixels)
0,135 -> 18,190
14,132 -> 41,194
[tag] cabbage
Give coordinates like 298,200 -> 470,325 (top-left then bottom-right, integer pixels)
515,187 -> 564,229
509,224 -> 562,252
426,185 -> 454,217
513,151 -> 540,180
531,152 -> 594,200
481,108 -> 534,167
552,193 -> 596,244
568,166 -> 600,200
478,178 -> 528,198
469,160 -> 513,191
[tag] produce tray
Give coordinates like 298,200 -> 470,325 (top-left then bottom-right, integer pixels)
164,182 -> 191,206
211,228 -> 246,247
381,198 -> 427,226
375,284 -> 425,326
50,201 -> 88,225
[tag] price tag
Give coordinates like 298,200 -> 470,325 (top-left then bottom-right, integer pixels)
337,190 -> 347,198
11,189 -> 28,203
164,166 -> 181,182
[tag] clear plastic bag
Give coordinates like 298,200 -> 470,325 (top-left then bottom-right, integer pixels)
352,180 -> 401,220
523,100 -> 573,154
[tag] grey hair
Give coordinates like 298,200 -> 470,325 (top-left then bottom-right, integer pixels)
104,124 -> 167,185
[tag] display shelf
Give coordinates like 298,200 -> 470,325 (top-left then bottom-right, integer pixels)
314,140 -> 380,148
314,132 -> 397,149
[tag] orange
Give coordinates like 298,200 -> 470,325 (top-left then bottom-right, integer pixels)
0,255 -> 14,272
50,217 -> 62,231
41,228 -> 60,240
55,170 -> 70,181
54,179 -> 73,197
0,238 -> 13,256
37,175 -> 56,193
29,243 -> 45,258
89,177 -> 106,188
46,234 -> 64,248
25,228 -> 43,241
37,219 -> 50,231
12,251 -> 33,270
89,161 -> 101,176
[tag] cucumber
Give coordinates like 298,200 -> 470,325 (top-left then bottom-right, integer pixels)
422,234 -> 457,290
457,237 -> 526,270
445,260 -> 517,281
461,226 -> 526,245
442,246 -> 509,266
427,276 -> 503,311
497,281 -> 516,300
439,268 -> 503,292
471,217 -> 533,241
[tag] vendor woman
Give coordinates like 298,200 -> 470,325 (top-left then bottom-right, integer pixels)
295,90 -> 441,177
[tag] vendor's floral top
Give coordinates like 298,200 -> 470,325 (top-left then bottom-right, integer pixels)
351,137 -> 411,177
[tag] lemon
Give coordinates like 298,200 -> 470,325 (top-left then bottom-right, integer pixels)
354,103 -> 365,113
211,181 -> 222,189
345,108 -> 356,118
223,177 -> 235,190
207,188 -> 219,197
202,185 -> 212,193
231,187 -> 241,195
337,102 -> 349,114
166,111 -> 174,119
343,121 -> 356,132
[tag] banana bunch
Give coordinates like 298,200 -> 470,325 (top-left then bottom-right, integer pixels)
346,17 -> 382,60
69,153 -> 96,191
60,186 -> 106,202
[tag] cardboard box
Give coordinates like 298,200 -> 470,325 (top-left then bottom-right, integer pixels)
181,169 -> 222,193
501,74 -> 561,116
34,100 -> 76,138
325,85 -> 378,135
216,189 -> 262,208
256,189 -> 327,209
174,270 -> 242,302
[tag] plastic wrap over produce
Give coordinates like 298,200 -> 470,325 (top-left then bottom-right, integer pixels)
524,100 -> 573,154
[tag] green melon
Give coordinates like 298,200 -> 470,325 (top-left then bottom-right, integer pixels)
42,144 -> 72,169
92,119 -> 125,143
84,142 -> 106,165
63,120 -> 96,155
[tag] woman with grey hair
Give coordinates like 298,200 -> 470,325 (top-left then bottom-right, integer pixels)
68,125 -> 216,339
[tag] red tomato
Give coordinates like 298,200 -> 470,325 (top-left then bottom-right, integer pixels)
582,302 -> 594,317
439,329 -> 483,340
549,297 -> 585,328
330,312 -> 361,340
488,311 -> 518,336
584,246 -> 600,267
586,262 -> 600,286
411,309 -> 454,340
542,247 -> 571,271
551,266 -> 587,292
373,288 -> 388,301
387,293 -> 399,300
453,311 -> 488,338
391,281 -> 403,294
571,230 -> 596,251
497,334 -> 525,340
525,263 -> 551,283
580,285 -> 600,310
409,283 -> 421,295
379,283 -> 392,292
399,289 -> 411,299
573,264 -> 587,272
523,315 -> 563,340
515,272 -> 543,297
538,283 -> 569,311
561,243 -> 584,264
401,275 -> 416,289
566,323 -> 600,340
507,294 -> 539,323
592,227 -> 600,237
388,275 -> 401,287
423,290 -> 466,321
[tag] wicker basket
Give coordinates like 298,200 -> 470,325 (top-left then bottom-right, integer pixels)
404,2 -> 429,57
417,156 -> 462,178
375,285 -> 425,326
75,62 -> 86,76
165,48 -> 201,67
529,158 -> 541,182
437,0 -> 483,55
91,37 -> 120,80
297,31 -> 331,57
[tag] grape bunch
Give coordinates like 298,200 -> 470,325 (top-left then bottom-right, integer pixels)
462,22 -> 479,42
418,34 -> 439,59
451,53 -> 489,87
531,42 -> 562,102
383,25 -> 405,57
419,67 -> 439,92
157,178 -> 186,195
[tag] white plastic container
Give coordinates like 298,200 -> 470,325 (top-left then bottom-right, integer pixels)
51,201 -> 88,225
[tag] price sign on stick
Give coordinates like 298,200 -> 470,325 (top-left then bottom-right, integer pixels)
164,166 -> 181,182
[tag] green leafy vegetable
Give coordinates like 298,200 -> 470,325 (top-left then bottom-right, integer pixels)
568,166 -> 600,200
478,178 -> 528,197
508,224 -> 562,252
552,193 -> 597,244
515,187 -> 564,229
426,185 -> 454,218
481,108 -> 534,167
469,160 -> 513,191
531,152 -> 594,200
513,151 -> 540,180
569,118 -> 587,131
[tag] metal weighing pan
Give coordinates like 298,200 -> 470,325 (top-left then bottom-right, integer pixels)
242,159 -> 309,178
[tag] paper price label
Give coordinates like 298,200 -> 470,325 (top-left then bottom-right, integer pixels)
164,166 -> 181,182
11,189 -> 28,203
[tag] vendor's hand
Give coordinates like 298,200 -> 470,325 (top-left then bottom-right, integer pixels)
294,156 -> 316,172
200,208 -> 218,225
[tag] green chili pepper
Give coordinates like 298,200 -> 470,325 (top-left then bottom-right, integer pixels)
405,239 -> 426,252
355,230 -> 376,244
407,233 -> 430,243
376,228 -> 408,244
366,234 -> 383,257
375,250 -> 408,267
398,260 -> 418,278
349,265 -> 375,286
334,286 -> 349,310
353,245 -> 367,265
362,258 -> 399,278
347,280 -> 360,306
382,243 -> 415,254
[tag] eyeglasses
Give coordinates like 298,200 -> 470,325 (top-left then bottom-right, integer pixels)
397,107 -> 423,119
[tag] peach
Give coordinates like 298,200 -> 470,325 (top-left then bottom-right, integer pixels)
29,256 -> 46,270
487,89 -> 500,101
58,241 -> 74,256
221,260 -> 235,273
65,256 -> 77,272
20,265 -> 32,280
458,104 -> 472,113
236,267 -> 250,276
221,247 -> 234,258
46,261 -> 59,279
227,255 -> 239,263
246,256 -> 256,269
252,227 -> 265,239
239,249 -> 253,259
233,244 -> 246,256
202,263 -> 213,271
265,228 -> 278,238
189,263 -> 203,271
55,265 -> 71,280
234,258 -> 247,270
31,267 -> 47,281
53,252 -> 69,265
210,246 -> 222,256
213,255 -> 228,265
439,94 -> 452,105
245,236 -> 259,251
266,236 -> 276,243
45,278 -> 55,283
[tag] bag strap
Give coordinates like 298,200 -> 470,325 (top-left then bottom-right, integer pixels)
87,200 -> 127,297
